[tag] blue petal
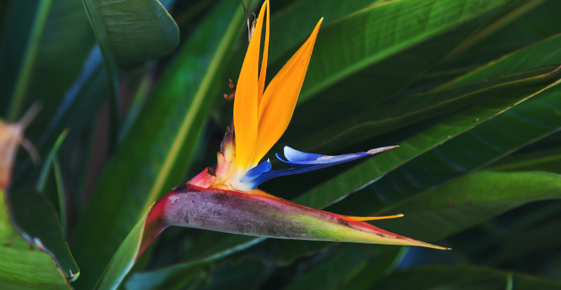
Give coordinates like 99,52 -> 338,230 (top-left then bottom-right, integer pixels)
278,146 -> 372,168
244,145 -> 397,189
241,159 -> 272,182
283,146 -> 326,162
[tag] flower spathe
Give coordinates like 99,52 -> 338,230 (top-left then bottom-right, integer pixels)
214,0 -> 329,192
140,0 -> 449,258
188,1 -> 399,193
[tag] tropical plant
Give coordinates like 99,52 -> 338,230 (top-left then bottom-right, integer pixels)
2,0 -> 561,289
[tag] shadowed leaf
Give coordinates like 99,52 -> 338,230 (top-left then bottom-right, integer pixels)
71,1 -> 247,287
82,0 -> 179,69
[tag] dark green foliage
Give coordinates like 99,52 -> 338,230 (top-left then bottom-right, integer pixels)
2,0 -> 561,289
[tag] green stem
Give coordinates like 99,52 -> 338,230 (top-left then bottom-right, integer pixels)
7,0 -> 54,121
53,156 -> 67,238
36,129 -> 69,193
505,272 -> 513,290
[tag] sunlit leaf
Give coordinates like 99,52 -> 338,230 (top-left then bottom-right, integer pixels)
9,189 -> 79,282
0,190 -> 73,289
0,115 -> 72,288
373,171 -> 561,241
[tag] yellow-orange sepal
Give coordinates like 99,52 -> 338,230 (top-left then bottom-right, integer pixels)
251,18 -> 323,167
233,0 -> 323,171
344,214 -> 404,222
233,1 -> 268,171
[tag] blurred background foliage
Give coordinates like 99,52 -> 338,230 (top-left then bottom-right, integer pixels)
2,0 -> 561,289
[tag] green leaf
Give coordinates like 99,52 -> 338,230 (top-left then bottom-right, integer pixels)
244,239 -> 336,267
315,33 -> 561,217
435,0 -> 560,71
36,129 -> 69,193
0,0 -> 54,120
126,257 -> 267,290
448,201 -> 561,270
296,83 -> 557,211
52,157 -> 67,238
487,146 -> 561,173
277,0 -> 527,145
0,190 -> 72,289
71,1 -> 246,287
334,247 -> 406,290
373,266 -> 561,290
285,245 -> 405,290
290,30 -> 561,154
0,114 -> 72,288
125,264 -> 208,290
93,204 -> 152,290
442,0 -> 547,60
330,84 -> 561,218
430,192 -> 561,271
126,234 -> 266,289
445,40 -> 561,87
0,0 -> 95,126
371,171 -> 561,242
182,233 -> 267,265
268,0 -> 384,62
0,0 -> 98,194
9,189 -> 79,282
298,0 -> 521,103
198,258 -> 271,290
295,30 -> 561,212
82,0 -> 179,69
291,63 -> 561,153
82,0 -> 179,145
34,46 -> 108,156
35,130 -> 69,237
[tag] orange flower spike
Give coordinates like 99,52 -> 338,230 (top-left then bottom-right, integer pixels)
234,0 -> 322,169
257,0 -> 270,106
251,18 -> 323,167
234,1 -> 267,172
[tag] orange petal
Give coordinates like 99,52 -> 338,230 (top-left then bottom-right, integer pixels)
234,2 -> 267,171
250,18 -> 323,167
257,0 -> 270,106
344,214 -> 404,222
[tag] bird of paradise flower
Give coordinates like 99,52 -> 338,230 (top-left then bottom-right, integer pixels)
141,0 -> 448,256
